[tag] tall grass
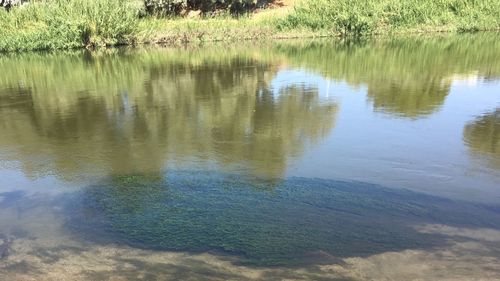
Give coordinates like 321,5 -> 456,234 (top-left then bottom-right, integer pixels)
279,0 -> 500,36
0,0 -> 141,51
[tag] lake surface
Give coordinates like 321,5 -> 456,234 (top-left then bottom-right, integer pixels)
0,34 -> 499,280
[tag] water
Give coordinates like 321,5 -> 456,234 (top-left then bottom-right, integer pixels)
0,34 -> 499,280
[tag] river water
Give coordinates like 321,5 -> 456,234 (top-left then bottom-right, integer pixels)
0,34 -> 499,280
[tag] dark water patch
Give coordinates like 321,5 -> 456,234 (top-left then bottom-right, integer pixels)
32,248 -> 63,264
2,260 -> 41,273
64,171 -> 500,266
0,191 -> 25,208
84,256 -> 255,281
0,236 -> 12,259
8,228 -> 29,239
29,245 -> 86,264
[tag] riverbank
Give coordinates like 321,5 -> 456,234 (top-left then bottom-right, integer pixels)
0,0 -> 499,52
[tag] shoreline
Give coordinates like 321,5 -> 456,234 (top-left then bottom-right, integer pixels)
3,27 -> 500,53
142,28 -> 500,47
0,30 -> 499,55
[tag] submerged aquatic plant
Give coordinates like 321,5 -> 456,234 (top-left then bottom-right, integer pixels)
68,170 -> 500,266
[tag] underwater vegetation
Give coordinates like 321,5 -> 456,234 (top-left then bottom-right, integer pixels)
66,171 -> 500,266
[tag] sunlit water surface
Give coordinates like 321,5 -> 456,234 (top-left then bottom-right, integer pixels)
1,34 -> 500,280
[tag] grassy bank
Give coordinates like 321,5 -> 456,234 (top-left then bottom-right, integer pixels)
0,0 -> 499,52
280,0 -> 500,35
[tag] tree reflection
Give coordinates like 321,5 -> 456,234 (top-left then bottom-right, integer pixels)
277,34 -> 500,118
367,77 -> 450,118
463,109 -> 500,170
1,35 -> 499,179
0,49 -> 337,179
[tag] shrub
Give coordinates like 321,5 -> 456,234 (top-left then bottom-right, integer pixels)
144,0 -> 185,16
144,0 -> 262,16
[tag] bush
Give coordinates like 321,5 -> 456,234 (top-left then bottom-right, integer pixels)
144,0 -> 185,16
144,0 -> 262,16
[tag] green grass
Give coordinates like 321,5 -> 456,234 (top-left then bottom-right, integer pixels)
0,0 -> 499,51
279,0 -> 500,36
0,0 -> 141,51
